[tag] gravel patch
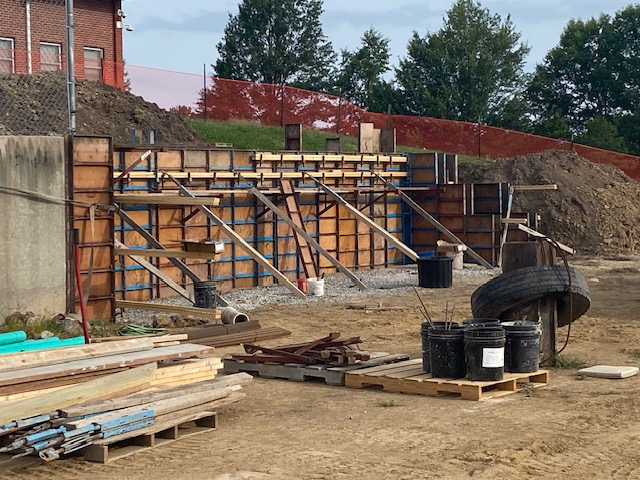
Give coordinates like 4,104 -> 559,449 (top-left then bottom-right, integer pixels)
118,265 -> 500,324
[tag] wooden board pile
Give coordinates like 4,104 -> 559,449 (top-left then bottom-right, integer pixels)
232,332 -> 369,366
0,334 -> 250,463
181,320 -> 292,348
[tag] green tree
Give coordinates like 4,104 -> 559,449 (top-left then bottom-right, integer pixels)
534,111 -> 572,140
395,0 -> 530,125
214,0 -> 336,91
528,5 -> 640,133
577,116 -> 627,153
336,28 -> 391,110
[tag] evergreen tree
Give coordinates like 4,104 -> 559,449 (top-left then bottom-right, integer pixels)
336,28 -> 391,110
214,0 -> 336,91
395,0 -> 530,124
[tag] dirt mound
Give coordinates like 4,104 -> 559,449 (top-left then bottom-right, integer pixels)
459,150 -> 640,255
0,72 -> 203,144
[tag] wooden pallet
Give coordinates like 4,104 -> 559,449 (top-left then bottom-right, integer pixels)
344,359 -> 549,401
82,412 -> 218,463
223,353 -> 410,386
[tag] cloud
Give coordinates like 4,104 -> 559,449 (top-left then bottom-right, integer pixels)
135,9 -> 230,33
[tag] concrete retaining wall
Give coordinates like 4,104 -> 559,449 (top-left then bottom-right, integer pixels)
0,136 -> 67,316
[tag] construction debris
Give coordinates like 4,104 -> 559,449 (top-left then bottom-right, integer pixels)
232,332 -> 369,366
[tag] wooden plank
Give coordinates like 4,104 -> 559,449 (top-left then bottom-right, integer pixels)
307,174 -> 419,261
115,300 -> 220,319
114,240 -> 193,303
92,334 -> 188,343
115,247 -> 221,261
280,179 -> 319,279
512,184 -> 558,191
0,338 -> 156,373
164,173 -> 306,299
195,326 -> 292,348
249,184 -> 367,290
0,363 -> 156,425
0,344 -> 212,388
517,224 -> 576,254
61,373 -> 252,418
115,171 -> 408,180
253,152 -> 408,163
114,194 -> 221,206
374,174 -> 493,268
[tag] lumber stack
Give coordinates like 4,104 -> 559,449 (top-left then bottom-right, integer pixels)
0,369 -> 251,462
181,320 -> 292,348
0,334 -> 249,463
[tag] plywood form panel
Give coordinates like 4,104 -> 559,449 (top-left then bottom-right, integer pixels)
233,151 -> 252,168
157,151 -> 182,169
319,234 -> 337,251
184,150 -> 208,169
339,235 -> 357,253
235,277 -> 256,289
208,150 -> 232,169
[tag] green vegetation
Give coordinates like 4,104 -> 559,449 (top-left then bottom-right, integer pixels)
376,399 -> 401,408
546,353 -> 590,370
212,1 -> 640,155
2,312 -> 66,338
189,119 -> 427,153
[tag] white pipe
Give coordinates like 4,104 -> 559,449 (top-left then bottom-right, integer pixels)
220,307 -> 249,325
26,0 -> 32,74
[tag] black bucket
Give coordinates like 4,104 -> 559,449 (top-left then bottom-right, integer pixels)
194,281 -> 216,309
417,257 -> 453,288
421,322 -> 459,373
503,321 -> 541,373
464,326 -> 506,381
463,318 -> 501,327
428,327 -> 465,378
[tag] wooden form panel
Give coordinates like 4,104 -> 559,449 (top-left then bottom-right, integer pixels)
72,136 -> 115,321
113,146 -> 410,296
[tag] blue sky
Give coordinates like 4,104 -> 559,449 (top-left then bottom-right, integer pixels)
122,0 -> 634,74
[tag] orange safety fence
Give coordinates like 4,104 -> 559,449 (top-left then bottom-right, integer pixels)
125,64 -> 640,180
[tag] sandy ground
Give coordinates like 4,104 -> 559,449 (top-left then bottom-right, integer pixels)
3,256 -> 640,480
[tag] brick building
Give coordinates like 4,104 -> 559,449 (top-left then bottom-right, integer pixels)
0,0 -> 124,88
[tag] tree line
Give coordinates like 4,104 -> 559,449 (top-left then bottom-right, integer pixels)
214,0 -> 640,155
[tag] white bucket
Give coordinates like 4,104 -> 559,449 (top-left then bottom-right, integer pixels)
307,277 -> 325,296
447,251 -> 464,270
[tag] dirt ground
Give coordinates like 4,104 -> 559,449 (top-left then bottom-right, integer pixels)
3,255 -> 640,480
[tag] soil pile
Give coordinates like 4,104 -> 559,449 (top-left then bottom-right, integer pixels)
0,72 -> 203,144
459,149 -> 640,255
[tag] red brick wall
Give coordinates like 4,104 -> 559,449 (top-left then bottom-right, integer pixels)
0,0 -> 123,88
0,0 -> 28,72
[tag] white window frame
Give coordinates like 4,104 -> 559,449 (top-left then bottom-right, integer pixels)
83,47 -> 103,81
0,37 -> 15,74
40,42 -> 62,71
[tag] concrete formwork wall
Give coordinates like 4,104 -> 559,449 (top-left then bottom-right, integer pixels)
0,136 -> 67,316
113,147 -> 408,301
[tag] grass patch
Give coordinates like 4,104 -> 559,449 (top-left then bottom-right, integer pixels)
546,353 -> 590,370
376,399 -> 401,408
189,119 -> 428,153
1,312 -> 67,338
458,154 -> 488,164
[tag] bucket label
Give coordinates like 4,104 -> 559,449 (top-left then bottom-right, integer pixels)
482,347 -> 505,368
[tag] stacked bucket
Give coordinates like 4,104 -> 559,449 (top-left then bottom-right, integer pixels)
421,319 -> 541,381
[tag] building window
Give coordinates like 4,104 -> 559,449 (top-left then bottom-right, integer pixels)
40,42 -> 62,71
0,38 -> 15,74
84,47 -> 103,81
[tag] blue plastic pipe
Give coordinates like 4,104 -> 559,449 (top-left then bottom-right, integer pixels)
0,331 -> 28,346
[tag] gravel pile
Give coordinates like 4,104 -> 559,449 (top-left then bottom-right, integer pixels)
119,265 -> 499,324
